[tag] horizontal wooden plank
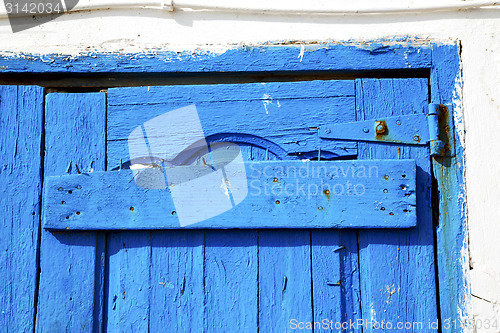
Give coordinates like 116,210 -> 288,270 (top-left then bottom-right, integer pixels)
0,43 -> 431,74
107,80 -> 354,105
107,81 -> 357,169
43,160 -> 416,230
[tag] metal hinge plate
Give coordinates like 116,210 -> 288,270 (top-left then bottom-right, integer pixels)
319,103 -> 455,157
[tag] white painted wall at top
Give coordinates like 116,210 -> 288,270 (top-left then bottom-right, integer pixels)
0,0 -> 499,330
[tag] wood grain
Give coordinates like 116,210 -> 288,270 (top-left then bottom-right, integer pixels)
356,78 -> 438,332
0,43 -> 432,74
36,92 -> 106,332
42,160 -> 417,230
106,80 -> 357,169
0,85 -> 43,333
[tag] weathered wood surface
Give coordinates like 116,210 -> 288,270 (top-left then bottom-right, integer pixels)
311,230 -> 362,332
0,43 -> 432,74
43,160 -> 417,230
101,141 -> 368,332
431,44 -> 469,333
0,85 -> 44,333
0,42 -> 465,333
356,78 -> 438,332
107,80 -> 357,168
35,93 -> 106,332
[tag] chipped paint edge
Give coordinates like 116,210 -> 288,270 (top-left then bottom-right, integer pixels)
431,41 -> 471,332
0,37 -> 436,74
0,38 -> 469,330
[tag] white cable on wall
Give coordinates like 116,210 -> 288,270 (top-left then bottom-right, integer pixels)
0,0 -> 499,19
173,0 -> 500,14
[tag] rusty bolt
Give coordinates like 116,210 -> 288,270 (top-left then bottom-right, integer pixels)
375,121 -> 387,135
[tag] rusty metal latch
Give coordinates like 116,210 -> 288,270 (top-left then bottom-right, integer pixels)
319,103 -> 455,157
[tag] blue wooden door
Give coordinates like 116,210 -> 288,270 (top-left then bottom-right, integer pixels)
34,78 -> 438,332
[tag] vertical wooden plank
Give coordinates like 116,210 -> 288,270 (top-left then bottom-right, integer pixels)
105,232 -> 151,332
204,230 -> 258,332
149,230 -> 204,333
36,93 -> 106,332
202,144 -> 258,332
105,129 -> 207,333
148,144 -> 220,332
431,43 -> 469,333
311,230 -> 362,333
356,78 -> 438,332
259,230 -> 312,332
253,146 -> 313,332
0,85 -> 43,333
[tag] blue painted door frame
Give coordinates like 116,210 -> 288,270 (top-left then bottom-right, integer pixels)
0,41 -> 467,332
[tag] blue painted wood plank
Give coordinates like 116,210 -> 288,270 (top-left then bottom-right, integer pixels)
106,80 -> 357,168
0,43 -> 431,74
149,230 -> 204,333
204,230 -> 258,332
107,80 -> 355,105
258,230 -> 313,333
0,85 -> 44,333
42,160 -> 417,230
36,92 -> 106,333
105,104 -> 206,333
431,43 -> 469,333
356,78 -> 438,332
105,232 -> 151,333
311,230 -> 362,333
252,139 -> 313,333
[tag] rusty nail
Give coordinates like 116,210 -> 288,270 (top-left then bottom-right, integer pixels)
375,121 -> 387,134
327,281 -> 341,286
333,245 -> 345,252
413,135 -> 421,142
396,120 -> 401,125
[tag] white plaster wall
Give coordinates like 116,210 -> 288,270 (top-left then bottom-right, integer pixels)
0,0 -> 499,330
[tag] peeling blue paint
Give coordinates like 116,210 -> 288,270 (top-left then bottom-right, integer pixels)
0,42 -> 432,74
0,40 -> 467,332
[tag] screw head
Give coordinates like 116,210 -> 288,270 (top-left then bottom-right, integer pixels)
396,120 -> 401,125
375,121 -> 387,135
363,127 -> 369,133
325,129 -> 331,134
